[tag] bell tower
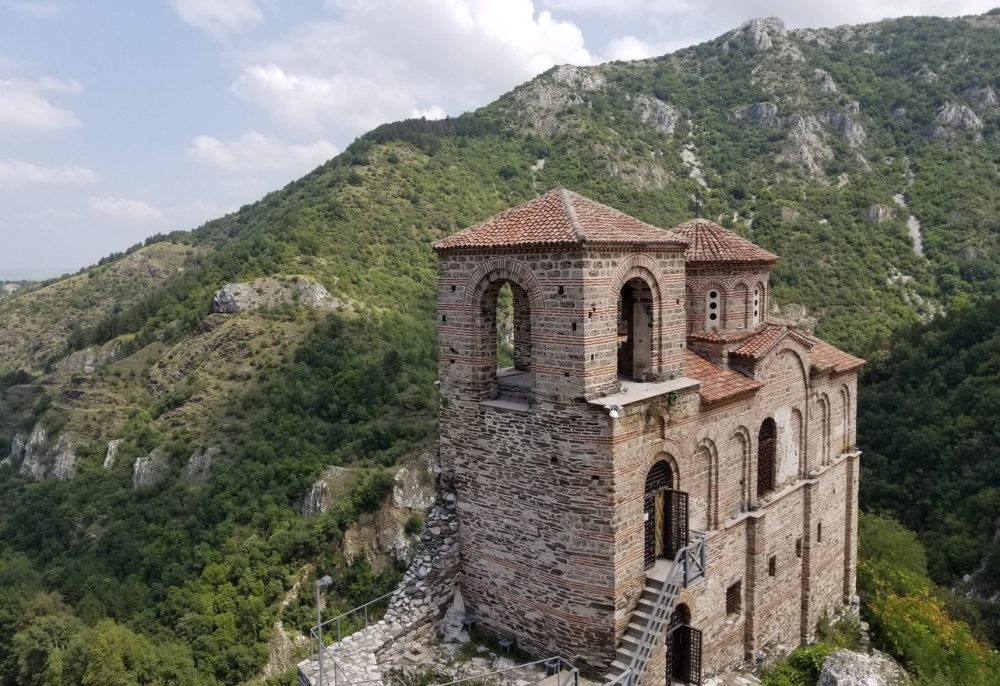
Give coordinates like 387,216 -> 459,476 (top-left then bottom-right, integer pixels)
433,189 -> 689,669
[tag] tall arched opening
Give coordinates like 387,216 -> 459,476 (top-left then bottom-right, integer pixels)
618,277 -> 654,380
643,460 -> 687,568
757,418 -> 777,498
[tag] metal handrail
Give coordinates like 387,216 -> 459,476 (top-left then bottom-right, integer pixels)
434,656 -> 579,686
616,533 -> 708,686
313,590 -> 395,648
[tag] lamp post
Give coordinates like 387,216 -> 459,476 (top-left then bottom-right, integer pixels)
315,575 -> 333,686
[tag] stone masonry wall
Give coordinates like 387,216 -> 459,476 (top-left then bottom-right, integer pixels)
297,496 -> 459,686
685,265 -> 770,334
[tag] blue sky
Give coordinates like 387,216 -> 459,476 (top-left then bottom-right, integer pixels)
0,0 -> 996,280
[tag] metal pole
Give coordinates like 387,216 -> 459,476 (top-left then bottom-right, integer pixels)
316,582 -> 325,686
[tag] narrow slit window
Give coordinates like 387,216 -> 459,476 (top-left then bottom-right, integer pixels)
768,556 -> 777,577
725,581 -> 742,615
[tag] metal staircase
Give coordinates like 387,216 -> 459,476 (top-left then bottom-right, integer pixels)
604,533 -> 707,686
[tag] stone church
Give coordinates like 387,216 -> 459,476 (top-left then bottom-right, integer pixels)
433,189 -> 863,685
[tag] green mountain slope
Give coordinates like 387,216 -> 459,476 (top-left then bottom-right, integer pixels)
860,296 -> 1000,644
1,13 -> 1000,685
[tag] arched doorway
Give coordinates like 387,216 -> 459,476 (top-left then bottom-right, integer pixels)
666,604 -> 702,685
618,277 -> 654,380
643,461 -> 688,568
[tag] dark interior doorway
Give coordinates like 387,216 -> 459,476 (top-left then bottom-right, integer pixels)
666,604 -> 702,685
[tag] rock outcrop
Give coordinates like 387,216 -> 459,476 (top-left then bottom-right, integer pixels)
299,466 -> 355,516
784,114 -> 832,176
813,68 -> 838,93
963,85 -> 999,111
392,452 -> 438,511
819,649 -> 910,686
133,450 -> 169,489
211,276 -> 341,314
54,342 -> 123,374
1,431 -> 27,468
865,204 -> 895,224
2,425 -> 76,480
182,446 -> 218,481
632,94 -> 680,135
104,439 -> 123,469
930,102 -> 983,138
823,110 -> 867,148
736,102 -> 781,128
733,17 -> 786,51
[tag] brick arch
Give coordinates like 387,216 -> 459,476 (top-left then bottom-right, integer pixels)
639,441 -> 683,491
766,346 -> 810,395
695,437 -> 719,529
609,254 -> 665,302
731,425 -> 752,511
838,385 -> 851,452
816,393 -> 831,466
463,257 -> 545,311
790,406 -> 805,480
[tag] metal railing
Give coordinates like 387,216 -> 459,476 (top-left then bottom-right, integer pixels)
434,656 -> 579,686
311,590 -> 395,655
606,533 -> 708,686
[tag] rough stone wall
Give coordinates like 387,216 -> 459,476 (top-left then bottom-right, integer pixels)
686,265 -> 771,334
441,397 -> 618,671
297,496 -> 459,686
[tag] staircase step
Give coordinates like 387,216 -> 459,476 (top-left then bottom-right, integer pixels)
625,622 -> 645,639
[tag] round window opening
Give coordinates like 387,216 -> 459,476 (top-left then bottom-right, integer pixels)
709,313 -> 718,320
709,291 -> 718,298
709,302 -> 717,310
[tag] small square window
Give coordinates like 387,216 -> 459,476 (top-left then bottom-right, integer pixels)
768,555 -> 777,577
726,581 -> 742,615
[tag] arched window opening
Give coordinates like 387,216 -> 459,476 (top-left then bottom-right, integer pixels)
485,280 -> 532,402
752,286 -> 761,326
705,288 -> 721,328
618,277 -> 654,381
757,418 -> 777,498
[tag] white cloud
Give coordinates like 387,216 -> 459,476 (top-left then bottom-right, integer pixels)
604,36 -> 662,61
0,63 -> 82,132
0,88 -> 80,132
0,159 -> 97,183
411,104 -> 448,120
172,0 -> 262,36
230,0 -> 593,136
89,196 -> 164,222
2,0 -> 64,18
188,130 -> 338,172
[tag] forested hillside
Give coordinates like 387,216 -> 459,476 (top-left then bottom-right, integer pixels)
1,12 -> 1000,685
860,296 -> 1000,645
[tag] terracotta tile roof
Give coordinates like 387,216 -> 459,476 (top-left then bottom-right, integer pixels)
810,340 -> 865,375
433,188 -> 687,250
671,219 -> 778,265
730,324 -> 816,360
683,350 -> 763,405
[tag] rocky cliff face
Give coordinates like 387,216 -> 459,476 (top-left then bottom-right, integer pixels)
133,450 -> 169,489
55,342 -> 124,374
1,424 -> 77,480
211,276 -> 342,314
819,649 -> 910,685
